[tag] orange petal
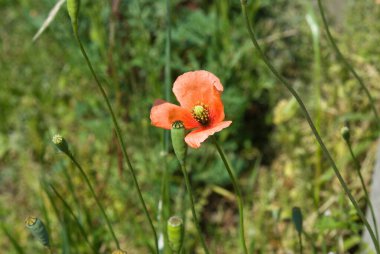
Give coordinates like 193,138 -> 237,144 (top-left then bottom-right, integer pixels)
208,95 -> 225,124
150,100 -> 199,130
173,70 -> 224,110
184,121 -> 232,148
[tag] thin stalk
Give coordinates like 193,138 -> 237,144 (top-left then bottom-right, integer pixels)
212,137 -> 248,254
298,232 -> 303,254
66,152 -> 120,249
71,27 -> 159,253
316,0 -> 380,128
344,139 -> 379,242
240,1 -> 380,252
50,185 -> 97,253
179,162 -> 210,254
159,0 -> 172,252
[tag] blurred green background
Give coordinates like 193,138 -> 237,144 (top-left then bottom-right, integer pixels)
1,0 -> 380,253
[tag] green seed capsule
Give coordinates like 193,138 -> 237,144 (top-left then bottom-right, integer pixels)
340,126 -> 350,142
25,216 -> 50,247
167,216 -> 184,253
291,207 -> 303,235
67,0 -> 80,28
52,134 -> 71,156
171,121 -> 187,165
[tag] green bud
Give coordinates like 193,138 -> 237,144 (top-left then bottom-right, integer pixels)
67,0 -> 80,29
167,216 -> 184,253
112,250 -> 127,254
171,121 -> 187,165
340,126 -> 350,141
52,134 -> 71,155
25,216 -> 50,247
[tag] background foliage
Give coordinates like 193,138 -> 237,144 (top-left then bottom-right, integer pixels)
1,0 -> 380,253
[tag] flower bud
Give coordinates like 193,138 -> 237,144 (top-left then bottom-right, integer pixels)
112,250 -> 127,254
167,216 -> 184,253
171,121 -> 187,165
340,126 -> 350,142
25,216 -> 50,247
52,134 -> 71,156
67,0 -> 80,29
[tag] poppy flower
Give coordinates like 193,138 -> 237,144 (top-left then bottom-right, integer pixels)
150,70 -> 232,148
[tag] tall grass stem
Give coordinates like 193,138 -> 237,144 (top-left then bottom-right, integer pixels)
212,137 -> 248,254
71,28 -> 159,253
50,184 -> 97,252
240,1 -> 380,252
316,0 -> 380,128
66,152 -> 120,249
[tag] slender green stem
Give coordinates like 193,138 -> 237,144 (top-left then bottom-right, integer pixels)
159,0 -> 172,252
316,0 -> 380,129
164,0 -> 172,106
66,152 -> 120,249
71,28 -> 159,253
163,0 -> 172,152
298,232 -> 303,254
212,137 -> 248,254
50,184 -> 97,253
345,139 -> 379,242
240,1 -> 380,252
179,162 -> 210,254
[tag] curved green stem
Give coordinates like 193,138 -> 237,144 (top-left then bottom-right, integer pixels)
179,162 -> 210,254
67,152 -> 120,249
316,0 -> 380,129
50,184 -> 97,253
345,139 -> 379,242
212,137 -> 248,254
71,28 -> 159,253
240,1 -> 380,252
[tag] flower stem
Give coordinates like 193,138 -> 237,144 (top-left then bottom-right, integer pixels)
212,137 -> 248,254
50,184 -> 97,253
240,1 -> 380,252
316,0 -> 380,129
179,162 -> 210,254
66,152 -> 120,249
344,139 -> 379,242
298,232 -> 303,254
71,28 -> 159,253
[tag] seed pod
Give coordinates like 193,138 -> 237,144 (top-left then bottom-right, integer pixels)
52,134 -> 71,156
25,216 -> 50,247
112,249 -> 127,254
171,121 -> 187,165
340,126 -> 350,142
167,216 -> 184,253
67,0 -> 80,28
291,207 -> 303,235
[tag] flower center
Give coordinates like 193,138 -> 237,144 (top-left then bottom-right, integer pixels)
191,104 -> 210,125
